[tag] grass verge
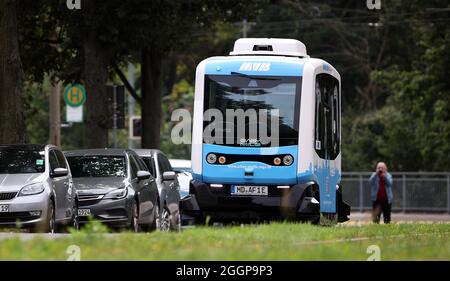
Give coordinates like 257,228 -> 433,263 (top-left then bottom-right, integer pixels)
0,222 -> 449,260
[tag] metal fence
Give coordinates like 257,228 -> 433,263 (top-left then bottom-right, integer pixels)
341,172 -> 450,213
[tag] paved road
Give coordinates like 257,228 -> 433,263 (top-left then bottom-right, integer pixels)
1,213 -> 449,241
344,212 -> 450,225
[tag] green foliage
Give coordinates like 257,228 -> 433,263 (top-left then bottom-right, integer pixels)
368,23 -> 450,171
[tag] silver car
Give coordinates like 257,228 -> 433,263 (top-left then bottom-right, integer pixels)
0,144 -> 77,232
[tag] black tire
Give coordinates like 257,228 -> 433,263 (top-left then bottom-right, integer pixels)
71,201 -> 80,231
160,204 -> 181,232
130,200 -> 141,232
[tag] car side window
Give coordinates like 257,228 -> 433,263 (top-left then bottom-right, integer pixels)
143,157 -> 155,177
49,150 -> 59,171
162,155 -> 173,172
136,156 -> 148,172
158,154 -> 173,174
54,150 -> 67,169
157,155 -> 165,175
129,154 -> 139,179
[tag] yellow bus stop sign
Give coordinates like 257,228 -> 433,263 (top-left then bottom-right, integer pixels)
63,84 -> 86,107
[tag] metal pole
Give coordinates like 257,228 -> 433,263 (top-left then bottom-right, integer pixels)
113,86 -> 118,148
402,174 -> 406,213
49,80 -> 61,146
242,19 -> 247,38
127,62 -> 135,149
359,175 -> 363,212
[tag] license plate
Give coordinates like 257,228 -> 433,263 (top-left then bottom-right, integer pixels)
0,205 -> 9,213
231,185 -> 268,196
77,209 -> 91,217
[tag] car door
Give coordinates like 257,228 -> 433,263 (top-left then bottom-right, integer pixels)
54,149 -> 74,221
135,155 -> 157,221
48,150 -> 66,221
157,153 -> 180,211
128,153 -> 148,220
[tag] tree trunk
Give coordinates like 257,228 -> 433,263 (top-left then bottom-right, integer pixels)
0,0 -> 25,144
83,27 -> 110,148
141,45 -> 163,148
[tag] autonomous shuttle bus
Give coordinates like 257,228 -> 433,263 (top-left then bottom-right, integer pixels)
182,38 -> 350,224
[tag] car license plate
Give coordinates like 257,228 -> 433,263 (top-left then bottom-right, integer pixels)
231,185 -> 268,196
0,204 -> 9,213
77,209 -> 91,217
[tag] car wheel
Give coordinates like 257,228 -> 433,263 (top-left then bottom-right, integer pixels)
160,207 -> 171,232
160,205 -> 181,232
130,201 -> 141,232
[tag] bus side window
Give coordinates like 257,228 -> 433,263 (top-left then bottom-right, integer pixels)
315,74 -> 340,160
332,83 -> 340,158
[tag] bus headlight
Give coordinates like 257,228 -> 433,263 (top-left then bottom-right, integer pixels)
283,155 -> 294,166
273,157 -> 281,166
206,153 -> 217,164
218,156 -> 226,164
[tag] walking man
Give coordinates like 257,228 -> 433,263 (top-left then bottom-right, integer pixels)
369,162 -> 393,224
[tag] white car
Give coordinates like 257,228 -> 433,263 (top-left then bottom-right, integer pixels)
168,159 -> 192,199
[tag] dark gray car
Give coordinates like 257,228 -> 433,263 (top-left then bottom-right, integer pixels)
64,149 -> 159,232
0,144 -> 77,233
133,149 -> 181,231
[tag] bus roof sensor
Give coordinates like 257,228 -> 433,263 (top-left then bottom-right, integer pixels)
230,38 -> 308,57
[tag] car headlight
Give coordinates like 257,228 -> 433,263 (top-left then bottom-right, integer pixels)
103,187 -> 128,200
19,183 -> 45,196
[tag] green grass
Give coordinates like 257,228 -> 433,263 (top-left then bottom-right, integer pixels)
0,222 -> 449,261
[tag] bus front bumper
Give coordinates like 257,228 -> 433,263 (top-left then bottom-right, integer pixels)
180,180 -> 321,223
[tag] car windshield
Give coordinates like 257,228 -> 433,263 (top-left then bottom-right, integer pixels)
66,155 -> 126,178
0,148 -> 46,174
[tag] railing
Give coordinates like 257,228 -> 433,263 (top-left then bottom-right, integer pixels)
341,172 -> 450,213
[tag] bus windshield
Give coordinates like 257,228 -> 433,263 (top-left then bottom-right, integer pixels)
204,74 -> 301,147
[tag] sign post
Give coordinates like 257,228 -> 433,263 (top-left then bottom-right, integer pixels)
64,83 -> 86,123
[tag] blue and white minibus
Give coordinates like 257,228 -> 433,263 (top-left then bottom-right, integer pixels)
182,38 -> 350,224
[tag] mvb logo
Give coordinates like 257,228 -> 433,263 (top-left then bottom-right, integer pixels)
239,62 -> 271,72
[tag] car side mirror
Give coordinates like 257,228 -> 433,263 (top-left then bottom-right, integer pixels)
162,171 -> 176,181
52,168 -> 68,177
137,170 -> 151,181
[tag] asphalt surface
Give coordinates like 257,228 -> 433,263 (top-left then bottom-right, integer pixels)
1,213 -> 449,241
